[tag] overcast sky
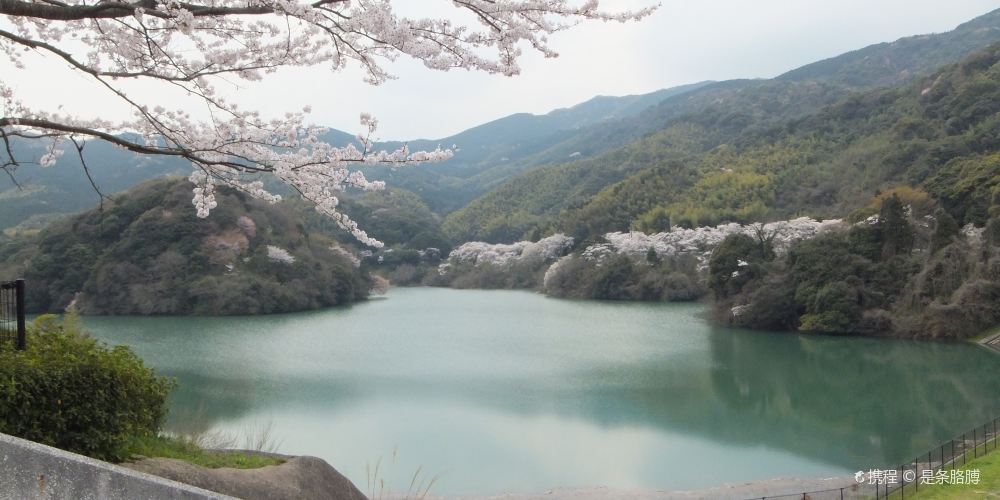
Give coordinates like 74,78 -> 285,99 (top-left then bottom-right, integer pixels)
6,0 -> 1000,140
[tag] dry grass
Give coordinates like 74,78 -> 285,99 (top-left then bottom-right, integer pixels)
366,448 -> 441,500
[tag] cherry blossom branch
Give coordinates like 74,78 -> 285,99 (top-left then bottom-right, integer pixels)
68,136 -> 109,210
1,0 -> 658,245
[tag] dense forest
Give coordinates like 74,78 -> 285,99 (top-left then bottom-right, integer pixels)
711,192 -> 1000,339
0,178 -> 372,315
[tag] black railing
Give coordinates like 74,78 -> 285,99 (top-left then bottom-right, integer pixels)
0,279 -> 25,351
749,416 -> 999,500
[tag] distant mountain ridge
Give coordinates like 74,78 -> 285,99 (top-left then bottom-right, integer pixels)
445,41 -> 1000,244
348,82 -> 713,212
442,7 -> 1000,242
780,8 -> 1000,87
0,83 -> 712,230
4,7 -> 1000,235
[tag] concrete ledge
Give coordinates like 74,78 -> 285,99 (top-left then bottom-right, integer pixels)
980,329 -> 1000,352
0,432 -> 237,500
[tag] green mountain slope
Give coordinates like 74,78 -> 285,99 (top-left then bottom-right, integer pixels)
0,85 -> 709,231
0,137 -> 191,232
6,8 -> 1000,240
444,9 -> 1000,243
353,82 -> 713,212
780,8 -> 1000,88
0,178 -> 371,315
555,43 -> 1000,238
441,78 -> 860,243
440,1 -> 1000,216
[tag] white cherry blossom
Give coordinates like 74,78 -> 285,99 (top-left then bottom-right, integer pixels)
266,244 -> 296,264
442,233 -> 574,269
0,0 -> 657,245
591,217 -> 842,271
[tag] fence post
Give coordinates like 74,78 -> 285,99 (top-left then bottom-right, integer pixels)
900,464 -> 905,500
963,432 -> 967,466
14,278 -> 25,351
914,458 -> 918,492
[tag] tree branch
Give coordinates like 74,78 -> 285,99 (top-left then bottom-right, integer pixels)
0,0 -> 348,21
68,136 -> 108,210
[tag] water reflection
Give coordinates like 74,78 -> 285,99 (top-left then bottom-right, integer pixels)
706,329 -> 1000,466
80,289 -> 1000,495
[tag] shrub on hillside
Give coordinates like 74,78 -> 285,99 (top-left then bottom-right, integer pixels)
0,315 -> 173,461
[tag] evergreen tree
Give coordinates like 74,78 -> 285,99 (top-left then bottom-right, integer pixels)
930,208 -> 960,253
879,194 -> 914,259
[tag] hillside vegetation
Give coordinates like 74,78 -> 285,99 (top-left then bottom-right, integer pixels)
437,7 -> 1000,225
0,84 -> 708,230
6,8 -> 1000,235
442,9 -> 1000,243
445,40 -> 1000,245
432,41 -> 1000,339
712,192 -> 1000,339
0,178 -> 371,315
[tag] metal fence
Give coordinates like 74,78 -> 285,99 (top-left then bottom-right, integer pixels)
0,279 -> 25,351
749,416 -> 999,500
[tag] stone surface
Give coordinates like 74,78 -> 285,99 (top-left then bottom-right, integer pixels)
123,454 -> 368,500
0,432 -> 232,500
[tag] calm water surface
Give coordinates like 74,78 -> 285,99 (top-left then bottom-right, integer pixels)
81,288 -> 1000,495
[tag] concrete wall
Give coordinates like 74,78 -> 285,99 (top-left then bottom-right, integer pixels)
0,433 -> 237,500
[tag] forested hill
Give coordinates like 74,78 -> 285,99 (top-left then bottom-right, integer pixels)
399,7 -> 1000,215
0,178 -> 372,315
326,81 -> 714,213
443,21 -> 1000,244
0,137 -> 192,232
0,84 -> 708,231
779,8 -> 1000,88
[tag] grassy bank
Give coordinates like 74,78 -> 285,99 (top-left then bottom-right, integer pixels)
121,435 -> 284,469
890,439 -> 1000,499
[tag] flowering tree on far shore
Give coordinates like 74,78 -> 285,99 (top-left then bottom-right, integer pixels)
0,0 -> 656,246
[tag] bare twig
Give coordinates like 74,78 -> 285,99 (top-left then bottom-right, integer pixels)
69,136 -> 108,210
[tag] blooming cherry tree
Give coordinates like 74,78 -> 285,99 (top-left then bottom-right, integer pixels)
599,217 -> 842,264
266,244 -> 296,264
446,233 -> 573,266
0,0 -> 656,246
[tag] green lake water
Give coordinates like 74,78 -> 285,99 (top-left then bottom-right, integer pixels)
80,288 -> 1000,496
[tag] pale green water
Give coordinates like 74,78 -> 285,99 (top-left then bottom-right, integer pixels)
80,288 -> 1000,496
